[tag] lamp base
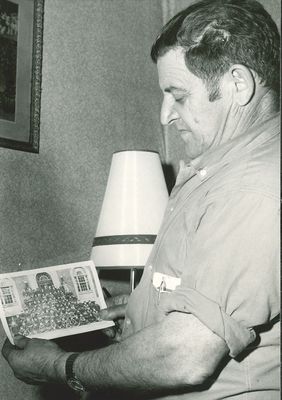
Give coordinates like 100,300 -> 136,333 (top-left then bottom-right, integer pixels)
130,268 -> 138,292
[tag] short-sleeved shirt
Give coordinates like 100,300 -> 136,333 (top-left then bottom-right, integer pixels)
122,114 -> 280,399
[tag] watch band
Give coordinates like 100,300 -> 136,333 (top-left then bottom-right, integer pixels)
65,353 -> 86,392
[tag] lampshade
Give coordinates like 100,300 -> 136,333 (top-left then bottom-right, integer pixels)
91,150 -> 168,268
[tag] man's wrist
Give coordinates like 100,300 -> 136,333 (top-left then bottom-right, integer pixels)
53,351 -> 71,383
64,352 -> 87,392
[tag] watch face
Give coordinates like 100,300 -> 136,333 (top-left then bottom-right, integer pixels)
67,377 -> 86,392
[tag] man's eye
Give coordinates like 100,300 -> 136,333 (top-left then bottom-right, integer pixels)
174,95 -> 186,104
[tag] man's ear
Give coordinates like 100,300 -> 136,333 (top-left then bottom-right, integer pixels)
228,64 -> 255,106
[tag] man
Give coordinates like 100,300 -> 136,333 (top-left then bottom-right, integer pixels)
2,0 -> 280,398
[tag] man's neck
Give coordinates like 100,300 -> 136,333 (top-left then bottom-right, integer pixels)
244,88 -> 278,125
222,88 -> 278,143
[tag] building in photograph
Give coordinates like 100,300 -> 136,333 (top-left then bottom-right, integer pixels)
0,265 -> 100,335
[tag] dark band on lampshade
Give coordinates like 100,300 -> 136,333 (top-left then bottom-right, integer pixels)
92,234 -> 157,247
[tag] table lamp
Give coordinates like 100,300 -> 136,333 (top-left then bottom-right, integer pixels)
91,150 -> 168,291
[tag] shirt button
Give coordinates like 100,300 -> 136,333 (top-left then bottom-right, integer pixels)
148,265 -> 153,270
170,207 -> 174,212
126,319 -> 131,326
198,168 -> 207,178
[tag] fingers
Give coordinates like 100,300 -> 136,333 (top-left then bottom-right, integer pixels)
2,335 -> 30,364
103,320 -> 123,342
101,294 -> 129,321
2,336 -> 30,366
2,337 -> 66,385
102,327 -> 117,339
2,338 -> 14,361
106,294 -> 129,308
13,335 -> 30,349
100,304 -> 127,320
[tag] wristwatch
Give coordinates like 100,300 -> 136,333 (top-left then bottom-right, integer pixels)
65,353 -> 87,392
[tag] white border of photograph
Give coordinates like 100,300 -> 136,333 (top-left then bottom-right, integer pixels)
0,260 -> 114,344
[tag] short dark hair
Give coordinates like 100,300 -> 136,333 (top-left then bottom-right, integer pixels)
151,0 -> 280,101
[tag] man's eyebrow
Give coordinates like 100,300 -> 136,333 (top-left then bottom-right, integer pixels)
164,86 -> 187,93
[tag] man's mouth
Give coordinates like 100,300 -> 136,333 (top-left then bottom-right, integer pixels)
178,130 -> 191,142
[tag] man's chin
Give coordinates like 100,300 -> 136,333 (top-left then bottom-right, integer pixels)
184,145 -> 201,161
178,132 -> 202,160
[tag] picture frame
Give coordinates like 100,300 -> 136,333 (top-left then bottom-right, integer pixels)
0,0 -> 44,153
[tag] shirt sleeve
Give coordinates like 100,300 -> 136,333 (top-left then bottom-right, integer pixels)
158,191 -> 280,357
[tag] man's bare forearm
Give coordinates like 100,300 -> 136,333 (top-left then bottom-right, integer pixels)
56,312 -> 228,394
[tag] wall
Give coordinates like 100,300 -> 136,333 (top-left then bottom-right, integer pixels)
0,1 -> 163,399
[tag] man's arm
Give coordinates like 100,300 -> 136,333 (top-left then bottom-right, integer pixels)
2,311 -> 228,394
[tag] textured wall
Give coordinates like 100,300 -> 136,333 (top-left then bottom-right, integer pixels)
0,1 -> 163,399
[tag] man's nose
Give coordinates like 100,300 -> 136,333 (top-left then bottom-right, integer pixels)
160,98 -> 179,126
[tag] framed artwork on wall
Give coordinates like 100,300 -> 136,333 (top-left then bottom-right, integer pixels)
0,0 -> 44,153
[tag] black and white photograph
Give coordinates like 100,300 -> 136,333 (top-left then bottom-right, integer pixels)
0,0 -> 280,399
0,261 -> 114,344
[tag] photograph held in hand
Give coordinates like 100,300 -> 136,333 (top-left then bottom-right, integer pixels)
0,260 -> 114,344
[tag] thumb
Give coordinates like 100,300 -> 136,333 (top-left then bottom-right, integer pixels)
13,335 -> 30,349
100,304 -> 127,320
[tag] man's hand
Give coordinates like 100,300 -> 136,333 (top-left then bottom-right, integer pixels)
100,294 -> 129,342
2,335 -> 67,385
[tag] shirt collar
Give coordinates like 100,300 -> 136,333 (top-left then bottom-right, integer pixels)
175,113 -> 280,188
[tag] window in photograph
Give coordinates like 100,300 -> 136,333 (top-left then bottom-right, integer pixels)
74,268 -> 91,292
0,285 -> 16,306
36,272 -> 54,290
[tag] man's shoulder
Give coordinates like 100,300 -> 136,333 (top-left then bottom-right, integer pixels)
240,131 -> 280,197
206,132 -> 280,200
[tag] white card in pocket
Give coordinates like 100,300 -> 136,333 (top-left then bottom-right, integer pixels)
152,272 -> 181,292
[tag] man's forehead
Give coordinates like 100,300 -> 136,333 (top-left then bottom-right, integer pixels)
157,47 -> 186,72
157,48 -> 195,90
